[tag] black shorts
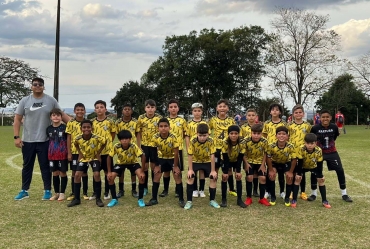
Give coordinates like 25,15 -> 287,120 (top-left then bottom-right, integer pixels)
113,163 -> 141,176
193,162 -> 211,178
301,165 -> 324,179
76,160 -> 101,172
323,152 -> 343,171
69,154 -> 79,171
141,145 -> 156,163
246,163 -> 266,176
215,149 -> 223,169
271,162 -> 291,173
222,162 -> 241,174
100,155 -> 113,172
179,150 -> 184,171
49,160 -> 68,173
158,158 -> 175,173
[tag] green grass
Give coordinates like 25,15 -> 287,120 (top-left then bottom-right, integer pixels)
1,125 -> 370,248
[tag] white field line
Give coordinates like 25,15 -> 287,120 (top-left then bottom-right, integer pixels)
346,174 -> 370,190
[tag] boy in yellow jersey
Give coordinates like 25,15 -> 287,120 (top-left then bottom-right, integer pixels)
106,130 -> 146,208
263,103 -> 287,199
184,123 -> 219,209
162,99 -> 187,197
221,125 -> 247,208
115,103 -> 139,198
241,108 -> 260,197
90,100 -> 116,201
209,99 -> 236,196
287,104 -> 312,200
244,124 -> 270,206
68,120 -> 106,207
147,118 -> 185,207
137,99 -> 162,195
266,126 -> 297,206
185,103 -> 208,198
292,133 -> 331,208
65,103 -> 88,201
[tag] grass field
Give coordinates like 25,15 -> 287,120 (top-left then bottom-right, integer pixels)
1,126 -> 370,249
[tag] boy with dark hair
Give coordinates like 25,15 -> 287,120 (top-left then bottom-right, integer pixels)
137,99 -> 162,196
115,103 -> 139,198
106,130 -> 146,208
47,108 -> 68,201
184,123 -> 219,209
310,110 -> 352,202
90,100 -> 116,201
65,103 -> 88,201
292,133 -> 331,208
147,118 -> 185,206
68,120 -> 106,207
266,126 -> 297,206
209,99 -> 236,196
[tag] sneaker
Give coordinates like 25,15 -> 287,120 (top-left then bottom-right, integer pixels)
237,199 -> 247,208
143,188 -> 148,196
89,193 -> 96,200
280,192 -> 286,199
96,198 -> 104,207
258,198 -> 271,206
253,190 -> 259,197
14,190 -> 29,200
264,192 -> 270,199
42,190 -> 52,200
244,197 -> 252,206
49,193 -> 59,201
67,193 -> 74,201
107,199 -> 118,207
220,199 -> 227,208
67,199 -> 81,207
184,201 -> 193,210
284,198 -> 291,207
138,199 -> 145,207
178,200 -> 186,208
229,190 -> 237,197
322,200 -> 332,208
145,199 -> 159,206
117,190 -> 124,198
342,195 -> 353,202
300,192 -> 308,200
159,190 -> 168,197
291,200 -> 297,208
132,190 -> 138,198
103,193 -> 111,200
307,195 -> 317,201
199,190 -> 206,198
83,194 -> 89,200
209,200 -> 220,208
269,198 -> 276,206
58,193 -> 65,201
192,190 -> 199,197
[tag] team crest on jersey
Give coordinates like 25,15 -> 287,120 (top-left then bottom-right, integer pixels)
104,125 -> 108,131
311,158 -> 316,162
59,132 -> 63,137
49,133 -> 52,137
176,122 -> 180,127
127,153 -> 132,157
285,152 -> 289,157
154,122 -> 158,126
91,144 -> 95,149
302,128 -> 306,133
168,143 -> 173,148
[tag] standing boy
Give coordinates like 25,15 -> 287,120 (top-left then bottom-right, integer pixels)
335,110 -> 345,134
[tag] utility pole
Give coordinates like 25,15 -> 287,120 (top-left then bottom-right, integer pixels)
53,0 -> 61,101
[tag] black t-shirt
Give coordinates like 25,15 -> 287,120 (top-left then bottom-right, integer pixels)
311,123 -> 339,154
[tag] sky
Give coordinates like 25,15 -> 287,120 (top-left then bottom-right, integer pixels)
1,0 -> 370,110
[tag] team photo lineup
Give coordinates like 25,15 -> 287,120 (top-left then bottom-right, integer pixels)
13,77 -> 353,210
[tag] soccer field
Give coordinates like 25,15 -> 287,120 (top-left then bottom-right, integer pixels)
1,125 -> 369,248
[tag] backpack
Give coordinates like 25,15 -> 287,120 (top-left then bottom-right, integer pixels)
338,115 -> 344,124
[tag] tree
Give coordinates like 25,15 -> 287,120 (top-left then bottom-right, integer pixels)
0,57 -> 39,107
348,51 -> 370,96
266,8 -> 341,106
256,97 -> 291,122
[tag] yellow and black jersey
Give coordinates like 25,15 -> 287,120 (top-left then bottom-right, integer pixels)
262,119 -> 288,144
109,142 -> 143,165
245,137 -> 269,164
266,142 -> 297,164
221,138 -> 246,162
91,117 -> 116,155
297,145 -> 323,169
74,134 -> 106,162
65,118 -> 83,154
149,133 -> 179,159
188,136 -> 216,163
185,119 -> 208,138
136,113 -> 162,146
240,123 -> 253,139
288,121 -> 312,147
115,118 -> 138,143
209,116 -> 235,149
167,116 -> 187,150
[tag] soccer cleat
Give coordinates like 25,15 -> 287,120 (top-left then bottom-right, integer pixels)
42,190 -> 52,200
258,198 -> 271,206
284,198 -> 291,207
253,190 -> 259,197
107,199 -> 118,207
131,190 -> 138,198
244,197 -> 252,206
103,193 -> 111,200
237,199 -> 247,208
143,188 -> 148,196
220,199 -> 227,208
58,193 -> 65,201
49,193 -> 59,201
89,193 -> 96,200
307,195 -> 317,201
342,195 -> 353,202
300,192 -> 308,200
192,190 -> 199,197
138,199 -> 145,207
178,200 -> 186,208
67,193 -> 75,201
269,198 -> 276,206
280,192 -> 286,199
291,200 -> 297,208
322,201 -> 331,208
209,200 -> 220,208
14,190 -> 29,200
117,190 -> 124,198
199,191 -> 206,198
145,199 -> 159,206
67,199 -> 81,207
96,198 -> 104,207
159,190 -> 168,197
83,194 -> 89,200
184,201 -> 193,210
229,190 -> 237,197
